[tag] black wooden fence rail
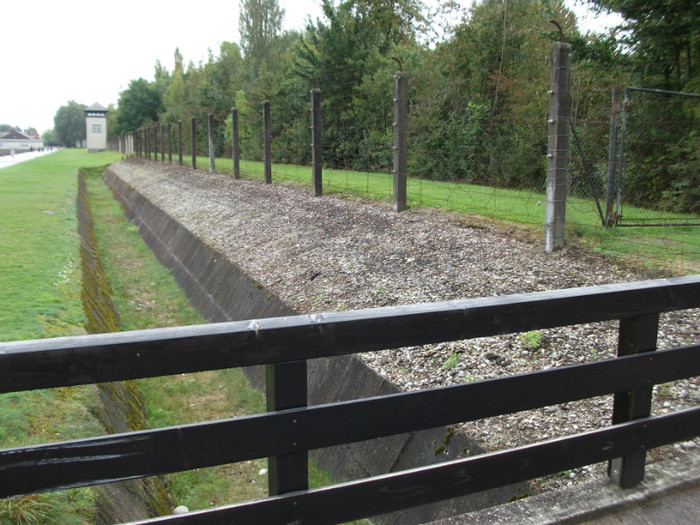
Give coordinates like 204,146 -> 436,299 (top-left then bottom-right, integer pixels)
1,276 -> 699,524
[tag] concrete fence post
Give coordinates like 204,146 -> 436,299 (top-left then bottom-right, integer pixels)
168,123 -> 172,163
232,108 -> 240,179
393,71 -> 408,212
178,120 -> 183,166
605,86 -> 621,228
160,123 -> 165,162
311,88 -> 322,196
544,41 -> 571,254
263,100 -> 272,184
191,117 -> 197,169
208,113 -> 215,174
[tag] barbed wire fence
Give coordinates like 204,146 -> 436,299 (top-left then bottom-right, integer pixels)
113,38 -> 699,275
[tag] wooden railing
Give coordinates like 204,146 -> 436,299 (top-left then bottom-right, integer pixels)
1,276 -> 699,524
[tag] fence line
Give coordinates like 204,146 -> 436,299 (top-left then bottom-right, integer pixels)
112,42 -> 699,273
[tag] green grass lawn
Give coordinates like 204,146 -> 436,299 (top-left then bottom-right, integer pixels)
0,149 -> 122,524
0,149 -> 121,342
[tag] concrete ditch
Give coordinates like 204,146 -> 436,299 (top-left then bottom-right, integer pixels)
76,171 -> 171,523
103,163 -> 528,524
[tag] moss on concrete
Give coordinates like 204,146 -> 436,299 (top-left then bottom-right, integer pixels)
77,171 -> 172,522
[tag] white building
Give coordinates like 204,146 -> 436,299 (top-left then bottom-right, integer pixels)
0,130 -> 44,155
85,103 -> 107,152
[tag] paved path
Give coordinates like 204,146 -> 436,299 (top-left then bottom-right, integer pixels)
0,149 -> 57,169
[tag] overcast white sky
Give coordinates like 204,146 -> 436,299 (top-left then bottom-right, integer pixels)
1,0 -> 620,134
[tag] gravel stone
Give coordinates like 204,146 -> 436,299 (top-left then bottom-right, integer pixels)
110,159 -> 699,494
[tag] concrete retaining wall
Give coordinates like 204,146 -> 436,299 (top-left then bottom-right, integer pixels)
103,164 -> 526,523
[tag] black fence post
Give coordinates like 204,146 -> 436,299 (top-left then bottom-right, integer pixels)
191,117 -> 197,170
608,313 -> 659,487
393,71 -> 408,212
178,120 -> 183,166
311,88 -> 322,196
263,100 -> 272,184
208,113 -> 215,173
265,361 -> 309,496
146,127 -> 150,160
232,107 -> 240,179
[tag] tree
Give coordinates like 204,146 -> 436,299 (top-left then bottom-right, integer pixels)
588,0 -> 700,91
42,129 -> 60,145
239,0 -> 285,72
295,0 -> 426,169
422,0 -> 577,187
0,124 -> 20,132
114,78 -> 164,134
53,101 -> 86,147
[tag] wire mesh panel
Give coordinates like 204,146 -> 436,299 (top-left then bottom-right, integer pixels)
616,88 -> 700,226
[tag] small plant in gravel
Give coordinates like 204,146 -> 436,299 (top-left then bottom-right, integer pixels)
442,353 -> 459,370
519,330 -> 543,350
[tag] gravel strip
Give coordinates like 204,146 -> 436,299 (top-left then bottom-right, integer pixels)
110,159 -> 699,493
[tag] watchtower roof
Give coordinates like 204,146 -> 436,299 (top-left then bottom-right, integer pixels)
85,103 -> 108,113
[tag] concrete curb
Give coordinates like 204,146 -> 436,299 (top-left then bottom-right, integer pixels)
429,448 -> 700,524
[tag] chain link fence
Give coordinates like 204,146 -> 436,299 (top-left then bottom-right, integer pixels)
616,87 -> 700,226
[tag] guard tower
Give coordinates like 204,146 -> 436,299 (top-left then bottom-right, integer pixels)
85,103 -> 108,152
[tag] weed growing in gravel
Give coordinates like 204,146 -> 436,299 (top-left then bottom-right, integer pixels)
442,353 -> 459,370
520,330 -> 543,350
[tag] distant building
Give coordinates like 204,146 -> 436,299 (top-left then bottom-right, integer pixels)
85,103 -> 108,153
0,130 -> 44,156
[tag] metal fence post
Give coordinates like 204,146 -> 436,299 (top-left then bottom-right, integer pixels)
544,41 -> 571,253
393,71 -> 408,212
311,88 -> 322,196
160,123 -> 165,162
265,361 -> 308,496
208,113 -> 215,173
608,313 -> 659,487
191,117 -> 197,170
178,120 -> 183,166
605,86 -> 621,227
263,100 -> 272,184
232,107 -> 240,179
